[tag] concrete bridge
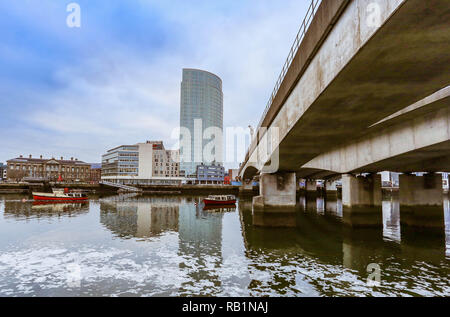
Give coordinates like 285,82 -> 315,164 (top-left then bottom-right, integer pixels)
239,0 -> 450,221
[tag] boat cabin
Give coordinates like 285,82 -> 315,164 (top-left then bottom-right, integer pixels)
66,192 -> 87,198
207,195 -> 236,201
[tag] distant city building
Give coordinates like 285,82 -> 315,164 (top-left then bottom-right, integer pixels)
90,163 -> 102,184
228,169 -> 240,182
180,69 -> 224,176
6,155 -> 90,182
196,163 -> 225,185
0,163 -> 7,181
442,172 -> 448,191
101,141 -> 181,185
381,171 -> 400,188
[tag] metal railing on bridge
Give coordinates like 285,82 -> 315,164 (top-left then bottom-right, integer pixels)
257,0 -> 322,130
244,0 -> 322,164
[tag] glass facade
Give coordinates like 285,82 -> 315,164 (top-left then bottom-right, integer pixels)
101,142 -> 181,185
101,145 -> 139,177
180,69 -> 223,176
196,164 -> 225,182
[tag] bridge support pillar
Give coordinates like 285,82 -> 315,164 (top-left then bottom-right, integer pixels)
342,174 -> 381,207
399,173 -> 444,229
341,174 -> 382,227
306,180 -> 318,198
243,181 -> 253,190
239,180 -> 255,196
253,173 -> 296,210
324,179 -> 339,198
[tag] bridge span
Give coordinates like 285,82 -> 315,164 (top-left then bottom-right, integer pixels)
238,0 -> 450,221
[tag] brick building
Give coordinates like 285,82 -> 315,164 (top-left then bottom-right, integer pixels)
7,155 -> 91,182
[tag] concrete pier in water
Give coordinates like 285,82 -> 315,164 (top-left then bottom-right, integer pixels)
399,174 -> 445,229
253,173 -> 297,210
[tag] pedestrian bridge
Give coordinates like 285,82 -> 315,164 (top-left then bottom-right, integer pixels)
100,180 -> 143,193
239,0 -> 450,216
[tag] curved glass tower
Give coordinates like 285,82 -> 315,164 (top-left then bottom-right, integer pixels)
180,69 -> 223,176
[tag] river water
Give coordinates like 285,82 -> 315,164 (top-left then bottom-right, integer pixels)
0,194 -> 448,297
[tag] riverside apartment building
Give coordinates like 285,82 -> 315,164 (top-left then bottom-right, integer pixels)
101,141 -> 182,186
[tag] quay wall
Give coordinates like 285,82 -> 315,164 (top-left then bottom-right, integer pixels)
0,183 -> 242,196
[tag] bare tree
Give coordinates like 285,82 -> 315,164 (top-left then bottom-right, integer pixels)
7,169 -> 27,182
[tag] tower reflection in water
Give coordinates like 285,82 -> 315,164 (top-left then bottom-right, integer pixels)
100,196 -> 180,239
99,196 -> 233,296
178,198 -> 225,296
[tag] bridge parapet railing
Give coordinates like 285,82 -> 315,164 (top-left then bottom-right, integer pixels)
100,180 -> 142,192
244,0 -> 322,166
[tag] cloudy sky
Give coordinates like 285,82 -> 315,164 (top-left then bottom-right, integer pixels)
0,0 -> 310,166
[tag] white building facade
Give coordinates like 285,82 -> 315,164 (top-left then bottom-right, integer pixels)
101,141 -> 182,186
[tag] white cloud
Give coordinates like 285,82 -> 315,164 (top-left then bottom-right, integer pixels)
1,0 -> 310,165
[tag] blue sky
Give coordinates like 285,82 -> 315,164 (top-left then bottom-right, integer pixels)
0,0 -> 310,166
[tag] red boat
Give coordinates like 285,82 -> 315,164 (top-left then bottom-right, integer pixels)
32,201 -> 89,207
203,205 -> 236,212
33,188 -> 88,202
203,195 -> 236,205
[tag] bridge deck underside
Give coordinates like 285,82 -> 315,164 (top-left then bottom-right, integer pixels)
298,93 -> 450,178
244,0 -> 450,178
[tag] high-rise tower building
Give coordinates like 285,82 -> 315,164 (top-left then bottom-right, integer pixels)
179,69 -> 223,176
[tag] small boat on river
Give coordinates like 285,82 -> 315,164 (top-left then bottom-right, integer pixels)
32,188 -> 88,202
203,195 -> 236,206
203,205 -> 236,212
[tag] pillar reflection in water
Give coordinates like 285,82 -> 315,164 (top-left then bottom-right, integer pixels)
400,205 -> 446,230
305,195 -> 317,214
316,197 -> 325,215
298,196 -> 306,211
342,226 -> 384,271
252,208 -> 297,228
239,193 -> 449,295
253,193 -> 298,228
445,196 -> 450,258
382,199 -> 401,243
342,205 -> 383,228
324,198 -> 343,219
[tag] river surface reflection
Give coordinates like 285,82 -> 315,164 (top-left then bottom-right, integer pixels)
0,194 -> 448,296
